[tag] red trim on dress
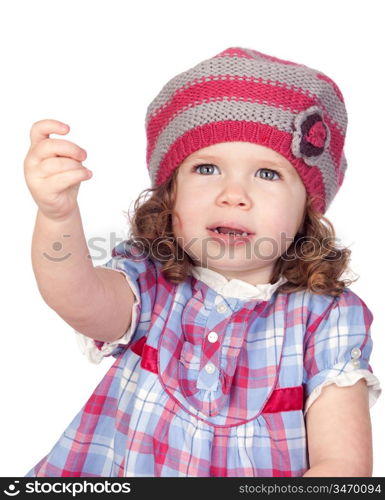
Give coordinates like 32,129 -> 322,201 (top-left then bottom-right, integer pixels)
130,337 -> 304,413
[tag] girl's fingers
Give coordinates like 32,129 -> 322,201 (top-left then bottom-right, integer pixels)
43,166 -> 92,195
38,157 -> 87,178
28,138 -> 87,166
29,119 -> 69,148
25,120 -> 92,220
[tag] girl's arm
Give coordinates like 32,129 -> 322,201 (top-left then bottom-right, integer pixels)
303,379 -> 372,477
25,119 -> 134,344
32,206 -> 135,343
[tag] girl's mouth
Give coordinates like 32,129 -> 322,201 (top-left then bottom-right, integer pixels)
207,226 -> 254,245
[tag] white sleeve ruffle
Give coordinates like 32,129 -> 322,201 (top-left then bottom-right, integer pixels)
304,368 -> 382,415
75,267 -> 141,364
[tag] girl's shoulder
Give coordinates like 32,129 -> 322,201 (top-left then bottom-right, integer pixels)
283,285 -> 373,331
111,239 -> 152,261
109,239 -> 163,274
286,285 -> 370,311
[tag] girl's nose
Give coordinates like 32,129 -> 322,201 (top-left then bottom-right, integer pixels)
216,182 -> 252,208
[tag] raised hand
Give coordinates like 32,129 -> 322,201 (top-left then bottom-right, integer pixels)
24,119 -> 92,221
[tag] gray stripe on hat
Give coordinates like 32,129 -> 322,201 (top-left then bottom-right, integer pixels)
149,99 -> 338,203
340,154 -> 348,179
313,150 -> 339,209
321,152 -> 346,210
146,54 -> 347,133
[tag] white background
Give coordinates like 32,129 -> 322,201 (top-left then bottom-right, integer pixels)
1,0 -> 384,477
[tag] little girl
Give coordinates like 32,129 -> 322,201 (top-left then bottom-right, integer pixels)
24,47 -> 381,477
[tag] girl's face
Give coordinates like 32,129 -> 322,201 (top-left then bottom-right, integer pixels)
172,141 -> 307,285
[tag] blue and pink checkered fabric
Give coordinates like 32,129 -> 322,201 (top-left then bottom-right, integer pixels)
25,241 -> 378,477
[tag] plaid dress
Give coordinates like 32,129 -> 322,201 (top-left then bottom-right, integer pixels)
25,241 -> 381,477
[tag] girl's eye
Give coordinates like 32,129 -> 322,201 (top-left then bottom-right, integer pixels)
193,163 -> 217,173
256,168 -> 281,181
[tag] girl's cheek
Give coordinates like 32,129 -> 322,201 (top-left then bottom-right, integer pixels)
172,212 -> 183,235
261,216 -> 299,250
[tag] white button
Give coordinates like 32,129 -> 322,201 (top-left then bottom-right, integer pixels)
351,347 -> 361,359
217,304 -> 227,313
208,331 -> 218,343
351,359 -> 360,368
205,363 -> 215,374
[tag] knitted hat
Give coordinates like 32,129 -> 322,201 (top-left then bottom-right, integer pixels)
145,47 -> 348,214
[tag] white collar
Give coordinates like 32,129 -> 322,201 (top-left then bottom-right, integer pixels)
190,266 -> 288,301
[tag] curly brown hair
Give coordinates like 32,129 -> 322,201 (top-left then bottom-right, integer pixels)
125,168 -> 356,296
